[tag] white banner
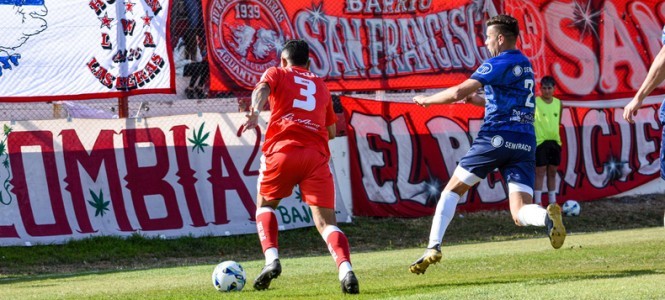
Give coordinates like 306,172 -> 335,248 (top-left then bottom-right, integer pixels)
0,112 -> 350,246
0,0 -> 174,101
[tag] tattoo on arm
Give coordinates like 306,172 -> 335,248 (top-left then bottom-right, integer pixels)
251,83 -> 270,111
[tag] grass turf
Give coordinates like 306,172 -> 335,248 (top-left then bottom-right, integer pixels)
1,227 -> 664,299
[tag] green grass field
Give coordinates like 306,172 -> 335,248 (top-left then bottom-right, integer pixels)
2,227 -> 664,299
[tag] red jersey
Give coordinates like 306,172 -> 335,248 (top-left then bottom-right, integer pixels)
257,66 -> 337,156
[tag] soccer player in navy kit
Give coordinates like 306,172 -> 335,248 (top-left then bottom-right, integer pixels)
410,14 -> 566,275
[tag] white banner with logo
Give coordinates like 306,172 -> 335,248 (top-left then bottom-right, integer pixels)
0,0 -> 174,101
0,112 -> 350,246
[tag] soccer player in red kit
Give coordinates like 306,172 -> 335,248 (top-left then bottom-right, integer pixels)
242,39 -> 359,294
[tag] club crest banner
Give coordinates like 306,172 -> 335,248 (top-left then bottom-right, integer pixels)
342,95 -> 662,217
0,0 -> 175,101
505,0 -> 665,102
203,0 -> 665,102
203,0 -> 494,92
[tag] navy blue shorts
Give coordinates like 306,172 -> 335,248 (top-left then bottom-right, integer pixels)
658,99 -> 665,180
661,126 -> 664,180
459,131 -> 536,189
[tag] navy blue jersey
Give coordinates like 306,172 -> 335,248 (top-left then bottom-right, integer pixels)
660,99 -> 665,125
661,129 -> 664,180
470,49 -> 535,134
661,25 -> 665,125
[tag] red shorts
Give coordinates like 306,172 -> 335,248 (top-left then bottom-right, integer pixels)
258,146 -> 335,209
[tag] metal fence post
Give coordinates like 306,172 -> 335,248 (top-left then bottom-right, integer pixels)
118,96 -> 129,118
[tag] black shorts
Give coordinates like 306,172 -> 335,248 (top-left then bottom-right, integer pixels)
536,140 -> 561,167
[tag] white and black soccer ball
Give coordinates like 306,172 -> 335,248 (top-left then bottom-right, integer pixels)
212,261 -> 246,292
562,200 -> 581,217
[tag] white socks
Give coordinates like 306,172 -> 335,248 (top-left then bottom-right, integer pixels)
267,243 -> 352,282
517,204 -> 547,226
264,247 -> 278,265
427,191 -> 461,248
534,190 -> 542,204
535,190 -> 557,205
338,261 -> 352,281
548,191 -> 557,204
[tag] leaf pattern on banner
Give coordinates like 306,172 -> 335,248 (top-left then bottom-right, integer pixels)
87,189 -> 110,217
188,122 -> 210,153
294,185 -> 303,203
0,124 -> 12,205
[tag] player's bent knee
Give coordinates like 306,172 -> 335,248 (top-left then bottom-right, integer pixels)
310,206 -> 337,233
257,197 -> 281,209
321,225 -> 343,240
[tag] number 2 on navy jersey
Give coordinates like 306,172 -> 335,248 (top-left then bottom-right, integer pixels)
293,76 -> 316,111
524,79 -> 535,108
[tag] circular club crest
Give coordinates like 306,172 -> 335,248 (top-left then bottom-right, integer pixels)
208,0 -> 294,89
512,65 -> 523,76
476,63 -> 492,75
491,135 -> 504,148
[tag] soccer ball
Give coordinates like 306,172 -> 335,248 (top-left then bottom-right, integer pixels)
562,200 -> 581,217
212,261 -> 246,292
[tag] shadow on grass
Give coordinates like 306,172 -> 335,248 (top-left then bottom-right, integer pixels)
359,268 -> 664,296
0,264 -> 194,285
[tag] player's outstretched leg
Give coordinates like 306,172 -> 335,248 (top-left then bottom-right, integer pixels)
409,244 -> 442,274
545,204 -> 566,249
320,225 -> 359,294
340,271 -> 359,294
253,259 -> 282,290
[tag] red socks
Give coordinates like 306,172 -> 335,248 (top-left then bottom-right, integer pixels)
322,225 -> 351,267
256,207 -> 278,252
257,208 -> 351,270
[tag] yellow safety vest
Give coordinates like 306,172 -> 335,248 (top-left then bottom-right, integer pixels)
534,96 -> 562,146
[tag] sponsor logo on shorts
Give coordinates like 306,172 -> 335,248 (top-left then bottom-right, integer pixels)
504,141 -> 532,152
508,173 -> 522,182
492,135 -> 532,151
491,135 -> 504,148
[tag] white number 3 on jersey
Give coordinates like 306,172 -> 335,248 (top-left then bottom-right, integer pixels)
293,76 -> 317,111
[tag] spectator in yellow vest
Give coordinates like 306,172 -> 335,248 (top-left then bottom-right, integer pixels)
534,76 -> 562,206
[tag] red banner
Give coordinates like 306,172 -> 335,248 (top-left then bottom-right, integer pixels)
506,0 -> 665,101
203,0 -> 665,101
203,0 -> 493,92
342,95 -> 662,217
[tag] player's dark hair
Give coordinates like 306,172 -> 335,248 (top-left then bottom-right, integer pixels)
486,14 -> 519,40
541,76 -> 556,87
282,39 -> 310,67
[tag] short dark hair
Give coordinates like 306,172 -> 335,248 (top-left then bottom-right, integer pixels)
541,76 -> 556,87
486,14 -> 519,39
281,39 -> 310,67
